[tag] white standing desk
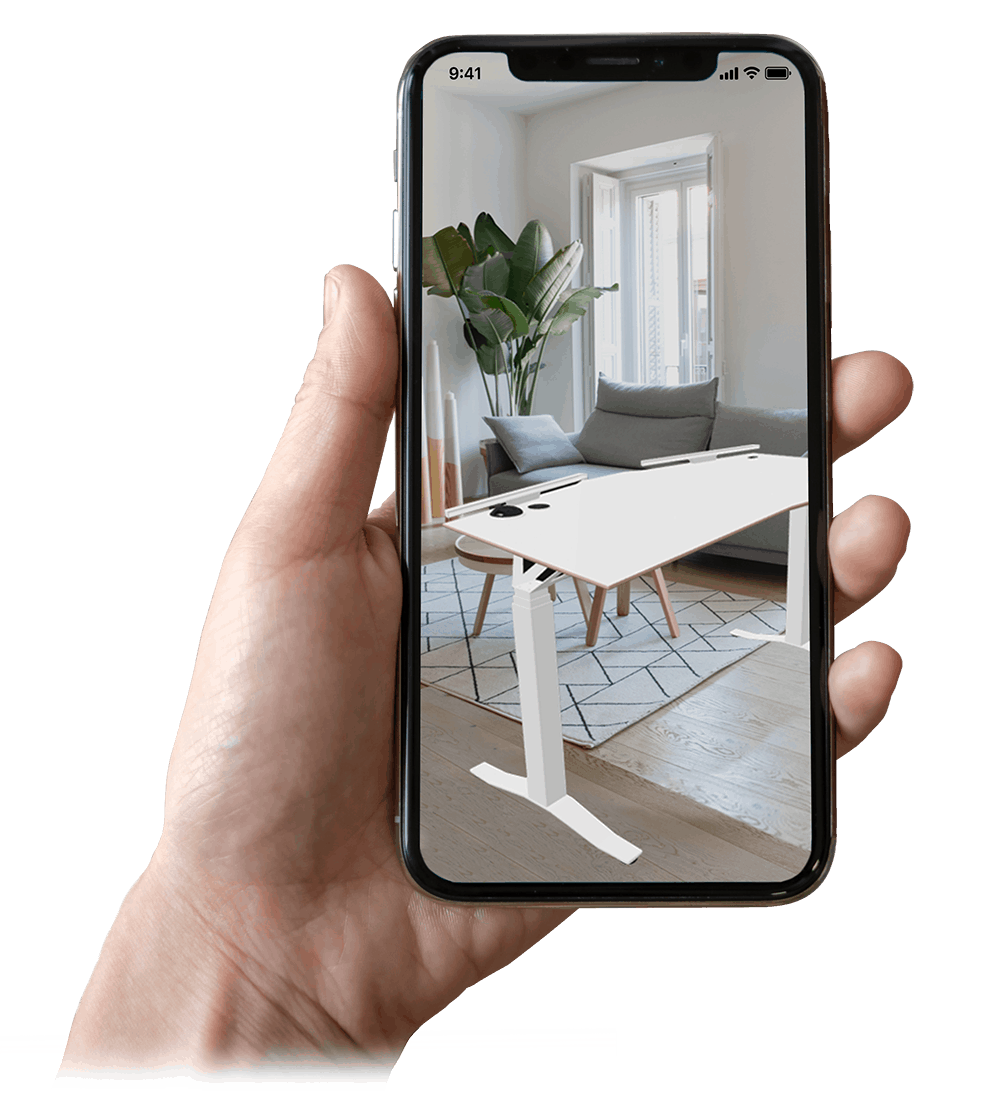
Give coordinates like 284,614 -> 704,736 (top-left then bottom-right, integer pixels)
443,453 -> 809,865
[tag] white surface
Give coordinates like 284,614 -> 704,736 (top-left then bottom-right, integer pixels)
448,453 -> 807,587
3,1032 -> 616,1103
3,4 -> 986,1105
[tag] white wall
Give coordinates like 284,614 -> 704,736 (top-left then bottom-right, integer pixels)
525,67 -> 808,420
423,84 -> 527,497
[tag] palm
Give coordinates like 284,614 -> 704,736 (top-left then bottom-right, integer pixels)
159,492 -> 569,1054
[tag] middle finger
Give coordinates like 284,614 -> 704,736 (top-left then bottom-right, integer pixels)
829,494 -> 910,622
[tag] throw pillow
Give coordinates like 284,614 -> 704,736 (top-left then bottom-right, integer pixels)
483,414 -> 585,475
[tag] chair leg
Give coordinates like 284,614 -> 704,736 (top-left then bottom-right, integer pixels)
651,567 -> 680,638
472,574 -> 496,637
585,586 -> 608,647
573,577 -> 592,626
616,579 -> 631,617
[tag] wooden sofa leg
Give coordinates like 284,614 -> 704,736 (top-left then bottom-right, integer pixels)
651,567 -> 680,638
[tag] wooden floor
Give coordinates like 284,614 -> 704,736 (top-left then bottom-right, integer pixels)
419,525 -> 811,885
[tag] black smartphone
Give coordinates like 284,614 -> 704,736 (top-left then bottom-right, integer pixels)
395,35 -> 832,904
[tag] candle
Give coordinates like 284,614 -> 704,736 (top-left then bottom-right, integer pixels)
425,340 -> 445,520
443,391 -> 463,508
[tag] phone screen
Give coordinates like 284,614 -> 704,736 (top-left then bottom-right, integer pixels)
402,39 -> 830,899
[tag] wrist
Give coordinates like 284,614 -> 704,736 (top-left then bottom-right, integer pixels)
61,858 -> 392,1076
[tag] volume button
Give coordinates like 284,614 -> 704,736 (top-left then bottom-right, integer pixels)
392,209 -> 399,271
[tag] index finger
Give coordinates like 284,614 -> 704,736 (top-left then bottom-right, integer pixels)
832,350 -> 913,460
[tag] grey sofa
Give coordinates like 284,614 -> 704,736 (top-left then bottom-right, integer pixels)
483,378 -> 807,565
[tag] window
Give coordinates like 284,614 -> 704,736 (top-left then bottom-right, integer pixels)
575,136 -> 720,425
621,156 -> 712,386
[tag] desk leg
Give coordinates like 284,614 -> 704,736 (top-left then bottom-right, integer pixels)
730,505 -> 809,649
469,556 -> 642,865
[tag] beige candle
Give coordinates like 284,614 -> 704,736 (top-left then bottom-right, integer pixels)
425,340 -> 445,520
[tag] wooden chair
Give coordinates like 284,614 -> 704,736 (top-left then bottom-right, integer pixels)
573,570 -> 680,647
455,535 -> 679,644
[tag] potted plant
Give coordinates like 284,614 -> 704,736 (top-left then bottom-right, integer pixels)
422,213 -> 617,416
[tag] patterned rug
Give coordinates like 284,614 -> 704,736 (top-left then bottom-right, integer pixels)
421,558 -> 786,748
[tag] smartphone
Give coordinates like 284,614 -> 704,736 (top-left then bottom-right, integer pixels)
395,35 -> 832,904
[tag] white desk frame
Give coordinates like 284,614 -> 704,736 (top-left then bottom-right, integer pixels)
444,454 -> 809,865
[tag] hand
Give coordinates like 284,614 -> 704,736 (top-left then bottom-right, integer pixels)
61,266 -> 912,1076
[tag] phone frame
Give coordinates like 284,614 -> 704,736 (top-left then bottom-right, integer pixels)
395,34 -> 833,905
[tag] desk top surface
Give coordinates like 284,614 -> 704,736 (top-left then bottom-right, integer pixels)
444,454 -> 808,588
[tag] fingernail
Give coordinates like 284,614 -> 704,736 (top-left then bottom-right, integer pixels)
323,272 -> 340,327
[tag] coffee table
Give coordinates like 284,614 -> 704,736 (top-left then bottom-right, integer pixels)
443,451 -> 809,864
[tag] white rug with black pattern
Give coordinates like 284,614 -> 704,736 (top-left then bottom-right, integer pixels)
421,558 -> 786,749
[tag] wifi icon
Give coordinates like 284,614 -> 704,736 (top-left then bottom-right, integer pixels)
743,66 -> 760,80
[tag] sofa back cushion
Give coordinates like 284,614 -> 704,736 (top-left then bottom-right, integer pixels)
594,375 -> 719,418
574,376 -> 718,467
709,404 -> 807,456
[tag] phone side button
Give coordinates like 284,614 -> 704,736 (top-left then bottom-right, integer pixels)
392,209 -> 399,271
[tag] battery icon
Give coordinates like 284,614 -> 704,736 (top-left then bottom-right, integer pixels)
765,66 -> 791,80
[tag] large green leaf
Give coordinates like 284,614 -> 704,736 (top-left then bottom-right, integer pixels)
463,324 -> 499,375
537,283 -> 619,337
422,227 -> 474,297
462,253 -> 510,299
481,294 -> 529,337
521,241 -> 584,322
456,222 -> 478,263
506,220 -> 553,307
474,212 -> 516,258
467,303 -> 516,346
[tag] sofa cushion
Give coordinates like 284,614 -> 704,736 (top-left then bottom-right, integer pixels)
483,414 -> 584,474
575,409 -> 714,468
710,404 -> 807,456
595,375 -> 719,418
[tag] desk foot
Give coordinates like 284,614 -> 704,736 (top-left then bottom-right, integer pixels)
470,762 -> 642,865
730,628 -> 809,650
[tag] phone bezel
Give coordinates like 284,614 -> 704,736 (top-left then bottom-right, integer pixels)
395,35 -> 833,906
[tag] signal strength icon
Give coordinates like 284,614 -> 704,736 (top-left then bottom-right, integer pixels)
719,65 -> 762,81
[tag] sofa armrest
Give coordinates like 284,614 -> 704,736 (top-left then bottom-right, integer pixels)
481,437 -> 514,481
